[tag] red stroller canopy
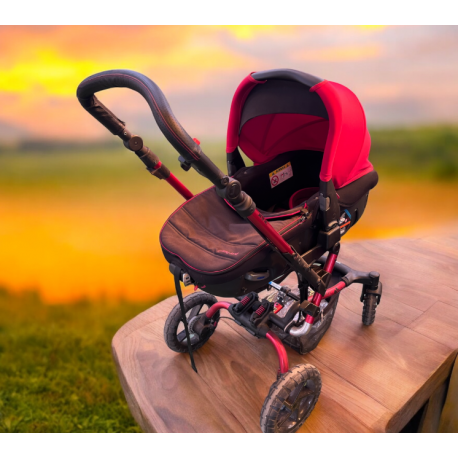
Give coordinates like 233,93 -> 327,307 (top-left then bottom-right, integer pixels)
226,70 -> 373,189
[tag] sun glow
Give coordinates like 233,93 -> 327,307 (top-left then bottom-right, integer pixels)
0,49 -> 110,96
358,25 -> 387,30
219,25 -> 279,40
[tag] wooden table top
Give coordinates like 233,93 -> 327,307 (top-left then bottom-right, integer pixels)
112,231 -> 458,433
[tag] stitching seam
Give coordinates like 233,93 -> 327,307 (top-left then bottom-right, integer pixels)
160,216 -> 304,274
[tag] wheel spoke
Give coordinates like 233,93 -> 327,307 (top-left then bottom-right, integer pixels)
281,401 -> 294,413
266,367 -> 321,433
286,384 -> 305,407
288,379 -> 314,405
277,408 -> 294,428
294,387 -> 314,403
188,305 -> 203,320
277,382 -> 315,430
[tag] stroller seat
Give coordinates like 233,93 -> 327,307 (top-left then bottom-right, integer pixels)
160,184 -> 321,295
161,149 -> 378,297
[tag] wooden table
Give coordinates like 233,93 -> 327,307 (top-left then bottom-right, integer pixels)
112,231 -> 458,432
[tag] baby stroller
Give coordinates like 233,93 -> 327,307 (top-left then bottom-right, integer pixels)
77,68 -> 382,433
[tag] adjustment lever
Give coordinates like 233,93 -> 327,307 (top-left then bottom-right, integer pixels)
268,281 -> 300,301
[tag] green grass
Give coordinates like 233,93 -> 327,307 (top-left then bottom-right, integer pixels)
370,125 -> 458,181
0,288 -> 163,433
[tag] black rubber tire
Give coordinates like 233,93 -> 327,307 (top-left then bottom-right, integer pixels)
362,294 -> 377,326
260,364 -> 321,433
164,291 -> 219,353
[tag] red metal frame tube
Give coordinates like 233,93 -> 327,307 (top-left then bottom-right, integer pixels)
151,161 -> 193,200
205,301 -> 231,319
308,252 -> 340,323
207,303 -> 290,376
324,280 -> 346,298
247,209 -> 293,254
308,281 -> 347,301
266,331 -> 289,374
165,173 -> 194,200
323,252 -> 338,274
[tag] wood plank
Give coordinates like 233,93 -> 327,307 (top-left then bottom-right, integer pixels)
113,316 -> 248,432
112,235 -> 458,433
419,230 -> 458,252
409,301 -> 458,349
341,286 -> 423,327
114,301 -> 393,433
366,239 -> 458,286
338,242 -> 446,312
304,303 -> 453,416
113,296 -> 177,339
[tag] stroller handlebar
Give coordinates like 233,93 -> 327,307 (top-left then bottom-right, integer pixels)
76,69 -> 198,162
77,69 -> 225,188
78,91 -> 126,135
76,69 -> 200,163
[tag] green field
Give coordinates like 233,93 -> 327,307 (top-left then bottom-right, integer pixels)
0,139 -> 229,196
370,125 -> 458,181
0,289 -> 156,433
1,125 -> 458,194
1,126 -> 458,432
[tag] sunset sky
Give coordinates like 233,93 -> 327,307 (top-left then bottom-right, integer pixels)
1,25 -> 458,303
1,25 -> 458,142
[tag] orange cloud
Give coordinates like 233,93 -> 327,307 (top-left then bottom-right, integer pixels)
0,26 -> 254,97
1,25 -> 457,141
0,25 -> 261,138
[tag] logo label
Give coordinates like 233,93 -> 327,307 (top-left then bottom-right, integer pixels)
269,162 -> 293,188
217,250 -> 239,256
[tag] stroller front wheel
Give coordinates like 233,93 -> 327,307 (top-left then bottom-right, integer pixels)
260,364 -> 321,433
362,294 -> 377,326
164,291 -> 219,353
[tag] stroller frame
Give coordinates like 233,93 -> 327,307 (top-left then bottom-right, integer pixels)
77,69 -> 383,433
201,251 -> 382,376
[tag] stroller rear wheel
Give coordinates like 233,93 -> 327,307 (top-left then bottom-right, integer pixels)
164,291 -> 219,353
260,364 -> 321,433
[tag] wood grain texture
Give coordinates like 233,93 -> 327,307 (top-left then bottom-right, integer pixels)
112,232 -> 458,433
